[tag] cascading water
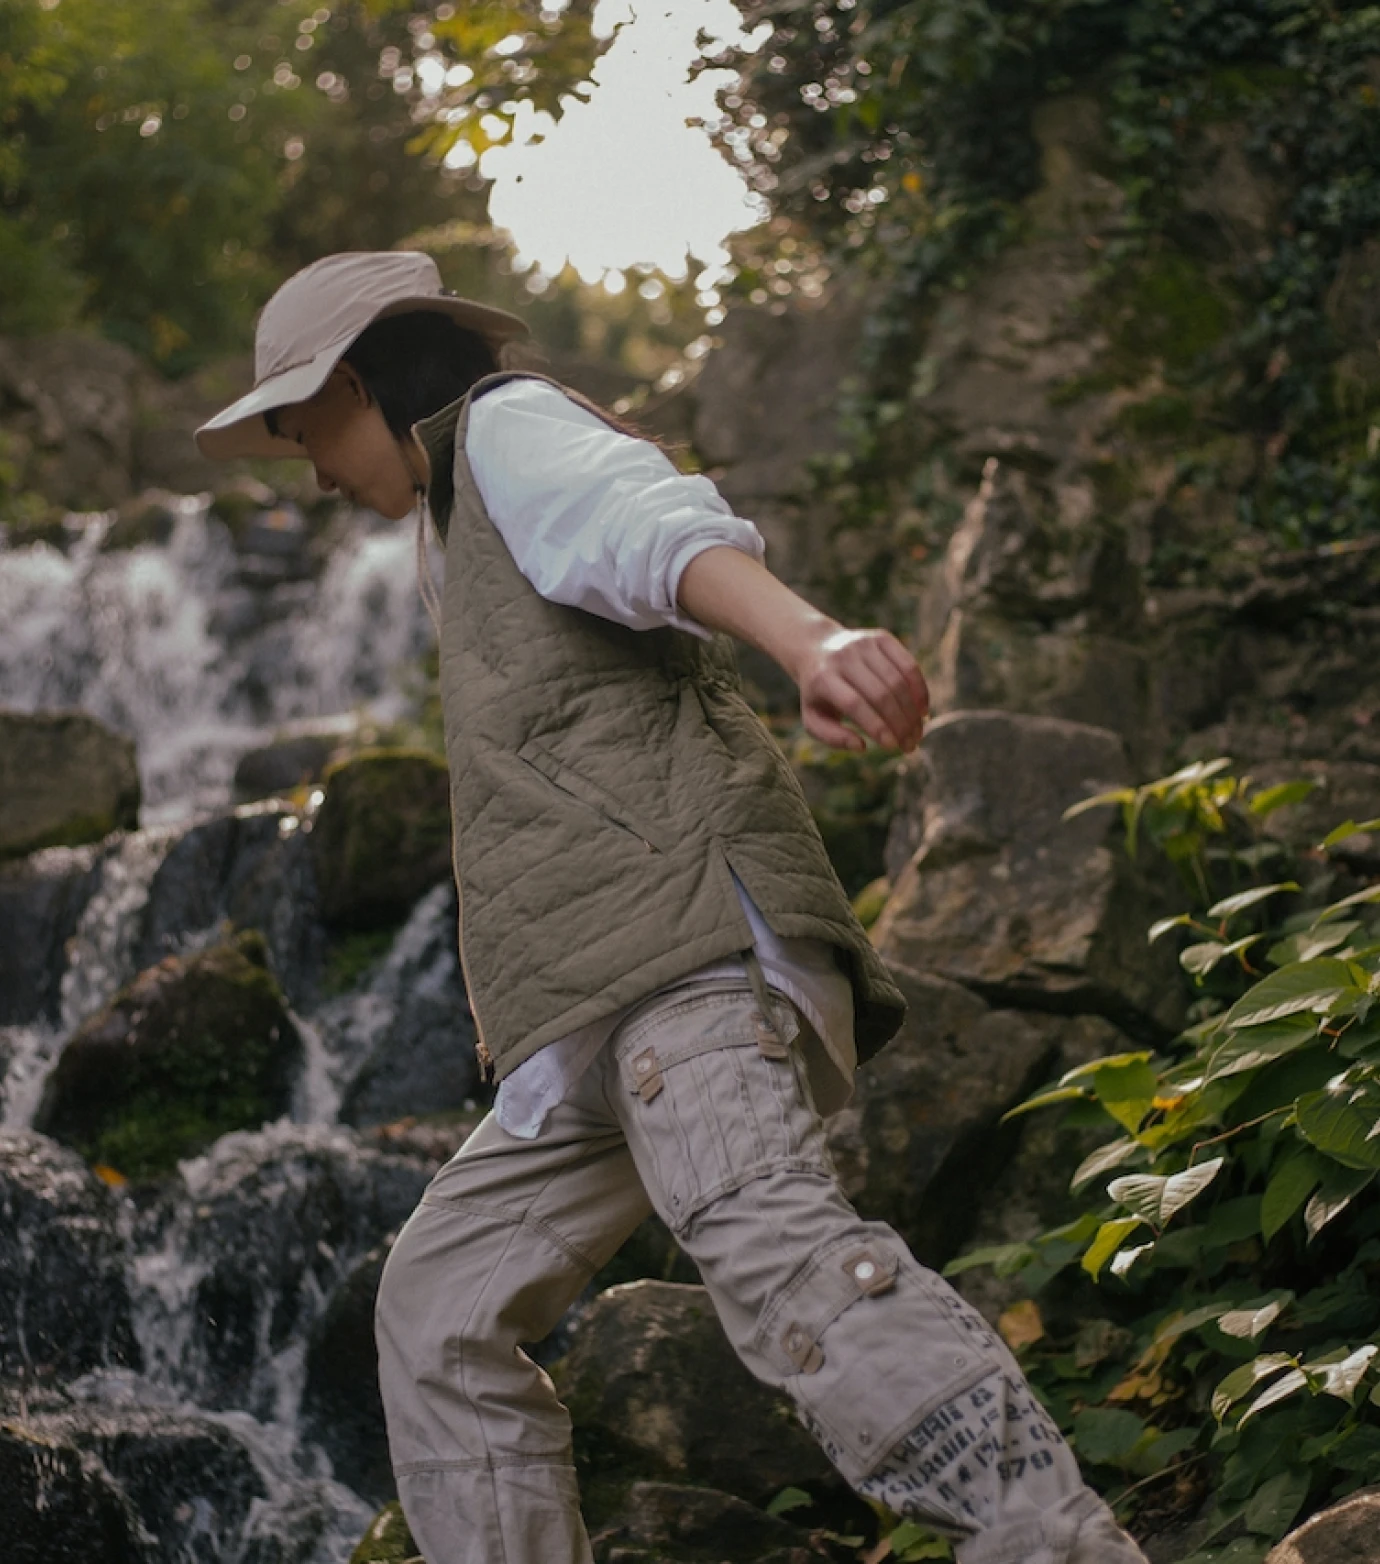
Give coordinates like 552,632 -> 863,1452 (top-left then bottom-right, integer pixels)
0,495 -> 468,1562
0,498 -> 432,823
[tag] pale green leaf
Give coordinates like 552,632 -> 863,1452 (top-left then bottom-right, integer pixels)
1321,817 -> 1380,849
1058,1050 -> 1154,1087
1310,1343 -> 1378,1403
1267,923 -> 1358,967
1093,1059 -> 1160,1133
1109,1241 -> 1154,1278
1108,1157 -> 1225,1226
1154,1302 -> 1232,1345
1148,913 -> 1194,944
1071,1137 -> 1144,1193
1182,934 -> 1263,977
1217,1294 -> 1291,1340
1001,1085 -> 1089,1122
1303,1165 -> 1376,1237
1081,1217 -> 1145,1279
1062,787 -> 1133,822
1247,781 -> 1316,817
1310,884 -> 1380,926
765,1487 -> 812,1517
1212,1354 -> 1294,1419
1238,1367 -> 1308,1425
1206,882 -> 1300,920
1205,1014 -> 1319,1083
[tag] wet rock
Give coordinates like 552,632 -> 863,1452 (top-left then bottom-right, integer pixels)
1266,1486 -> 1380,1562
827,966 -> 1061,1266
555,1281 -> 830,1506
301,1246 -> 392,1506
234,732 -> 342,803
134,803 -> 322,1006
0,708 -> 140,859
877,710 -> 1183,1038
101,491 -> 179,552
1250,758 -> 1380,871
0,842 -> 99,1024
594,1481 -> 812,1563
0,1132 -> 140,1380
349,1501 -> 419,1564
312,749 -> 452,932
332,884 -> 480,1127
1,1403 -> 270,1564
0,1416 -> 148,1564
35,931 -> 303,1177
133,1123 -> 430,1418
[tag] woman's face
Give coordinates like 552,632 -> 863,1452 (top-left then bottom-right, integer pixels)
273,364 -> 424,520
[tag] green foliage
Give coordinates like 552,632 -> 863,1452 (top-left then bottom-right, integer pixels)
950,764 -> 1380,1548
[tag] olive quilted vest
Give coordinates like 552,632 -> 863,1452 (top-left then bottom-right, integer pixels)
415,372 -> 905,1082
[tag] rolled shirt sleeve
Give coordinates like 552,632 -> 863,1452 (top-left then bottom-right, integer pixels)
463,378 -> 765,639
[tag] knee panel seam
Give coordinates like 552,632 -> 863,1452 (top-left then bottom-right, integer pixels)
420,1192 -> 604,1277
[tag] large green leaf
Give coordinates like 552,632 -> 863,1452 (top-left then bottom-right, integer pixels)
1303,1164 -> 1376,1237
1241,1467 -> 1309,1538
1205,1014 -> 1318,1081
1212,1354 -> 1295,1419
1309,1344 -> 1378,1403
1217,1293 -> 1292,1340
1223,960 -> 1353,1029
1071,1407 -> 1145,1464
1093,1059 -> 1160,1133
1310,884 -> 1380,927
1071,1137 -> 1144,1192
1261,1149 -> 1325,1241
1247,781 -> 1317,818
1296,1089 -> 1380,1172
1108,1157 -> 1225,1226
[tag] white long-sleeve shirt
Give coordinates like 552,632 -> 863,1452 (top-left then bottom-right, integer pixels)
461,378 -> 856,1136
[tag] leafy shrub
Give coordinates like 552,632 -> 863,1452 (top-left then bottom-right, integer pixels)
948,761 -> 1380,1559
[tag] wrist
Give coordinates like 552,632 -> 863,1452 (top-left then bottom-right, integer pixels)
772,604 -> 842,688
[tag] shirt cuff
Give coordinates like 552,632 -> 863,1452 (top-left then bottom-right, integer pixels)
661,522 -> 767,641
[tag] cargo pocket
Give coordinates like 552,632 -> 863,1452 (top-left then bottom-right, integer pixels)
754,1228 -> 1001,1487
612,986 -> 830,1235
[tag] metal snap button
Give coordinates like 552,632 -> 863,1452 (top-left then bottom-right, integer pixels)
854,1260 -> 877,1282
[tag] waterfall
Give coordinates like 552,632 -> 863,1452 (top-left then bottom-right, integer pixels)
0,500 -> 431,823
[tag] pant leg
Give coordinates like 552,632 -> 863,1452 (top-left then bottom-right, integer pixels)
375,1089 -> 652,1564
598,980 -> 1149,1564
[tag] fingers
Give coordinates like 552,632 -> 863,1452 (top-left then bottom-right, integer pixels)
800,629 -> 929,754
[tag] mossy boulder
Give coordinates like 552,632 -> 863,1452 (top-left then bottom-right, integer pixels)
312,748 -> 452,931
0,708 -> 140,859
34,930 -> 302,1178
349,1501 -> 420,1564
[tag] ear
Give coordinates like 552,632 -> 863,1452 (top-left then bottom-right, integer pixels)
334,361 -> 372,407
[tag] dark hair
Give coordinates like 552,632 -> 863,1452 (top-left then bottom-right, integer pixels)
341,310 -> 501,436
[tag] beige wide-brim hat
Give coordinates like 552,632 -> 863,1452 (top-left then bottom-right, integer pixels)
195,250 -> 530,460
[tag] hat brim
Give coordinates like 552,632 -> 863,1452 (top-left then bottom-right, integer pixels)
195,293 -> 530,461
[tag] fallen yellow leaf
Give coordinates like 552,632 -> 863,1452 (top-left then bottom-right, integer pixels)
92,1163 -> 128,1189
998,1299 -> 1045,1351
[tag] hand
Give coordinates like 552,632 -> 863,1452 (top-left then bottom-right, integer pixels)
796,627 -> 929,753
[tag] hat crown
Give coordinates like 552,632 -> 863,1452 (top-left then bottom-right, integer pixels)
255,250 -> 443,384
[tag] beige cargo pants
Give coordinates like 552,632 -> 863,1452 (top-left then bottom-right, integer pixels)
375,977 -> 1148,1564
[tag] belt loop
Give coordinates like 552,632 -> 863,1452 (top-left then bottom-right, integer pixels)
742,947 -> 789,1060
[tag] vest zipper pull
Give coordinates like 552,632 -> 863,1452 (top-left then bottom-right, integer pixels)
475,1036 -> 494,1083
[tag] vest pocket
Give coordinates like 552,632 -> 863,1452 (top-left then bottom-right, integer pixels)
516,737 -> 667,854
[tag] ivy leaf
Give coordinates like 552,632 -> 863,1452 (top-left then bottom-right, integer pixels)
1296,1089 -> 1380,1172
1082,1217 -> 1145,1279
1238,1367 -> 1309,1426
1304,1165 -> 1376,1238
1310,1344 -> 1378,1403
1247,781 -> 1316,817
1240,1467 -> 1309,1538
1223,959 -> 1354,1028
1149,912 -> 1194,944
1212,1354 -> 1295,1419
1261,1149 -> 1325,1241
1206,882 -> 1300,920
1267,923 -> 1358,967
1071,1137 -> 1144,1193
1309,884 -> 1380,927
1217,1293 -> 1292,1340
1320,817 -> 1380,849
1093,1059 -> 1160,1133
1108,1157 -> 1225,1226
1205,1014 -> 1319,1082
1181,934 -> 1263,977
1071,1407 -> 1145,1464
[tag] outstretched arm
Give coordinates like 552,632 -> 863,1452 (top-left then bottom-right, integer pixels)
676,545 -> 928,754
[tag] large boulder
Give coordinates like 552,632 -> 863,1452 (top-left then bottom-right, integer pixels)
0,1132 -> 140,1380
876,709 -> 1184,1038
34,931 -> 303,1177
554,1281 -> 831,1506
0,843 -> 99,1025
0,1418 -> 147,1564
1266,1487 -> 1380,1562
0,709 -> 140,859
594,1482 -> 814,1564
312,749 -> 452,932
826,966 -> 1060,1266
